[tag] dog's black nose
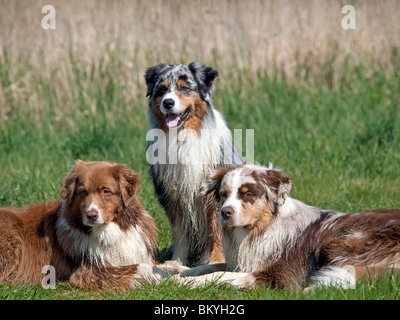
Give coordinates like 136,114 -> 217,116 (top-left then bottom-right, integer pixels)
163,98 -> 175,110
87,209 -> 99,221
221,206 -> 235,218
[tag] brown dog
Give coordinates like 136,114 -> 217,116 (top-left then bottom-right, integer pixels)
0,160 -> 167,291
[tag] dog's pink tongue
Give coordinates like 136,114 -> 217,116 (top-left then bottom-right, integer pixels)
166,114 -> 181,127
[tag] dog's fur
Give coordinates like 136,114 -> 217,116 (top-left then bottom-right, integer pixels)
145,62 -> 243,266
180,163 -> 400,290
0,160 -> 168,291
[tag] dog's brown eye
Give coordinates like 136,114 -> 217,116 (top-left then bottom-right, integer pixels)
102,189 -> 111,195
220,192 -> 227,199
246,193 -> 255,198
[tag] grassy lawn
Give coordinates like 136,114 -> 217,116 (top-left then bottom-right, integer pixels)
0,50 -> 399,299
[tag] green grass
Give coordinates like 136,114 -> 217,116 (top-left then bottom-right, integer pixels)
1,50 -> 400,300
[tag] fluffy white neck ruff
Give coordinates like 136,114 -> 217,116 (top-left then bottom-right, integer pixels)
56,204 -> 153,267
150,109 -> 237,235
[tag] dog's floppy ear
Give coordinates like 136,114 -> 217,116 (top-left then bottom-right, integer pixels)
60,160 -> 82,202
201,166 -> 233,200
188,62 -> 218,99
261,169 -> 292,208
117,165 -> 141,207
144,63 -> 170,98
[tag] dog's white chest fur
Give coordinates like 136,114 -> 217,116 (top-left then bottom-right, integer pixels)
89,223 -> 153,266
151,110 -> 236,196
149,110 -> 237,232
226,198 -> 321,273
57,214 -> 153,267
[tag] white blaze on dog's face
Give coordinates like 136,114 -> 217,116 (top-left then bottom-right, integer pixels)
60,160 -> 141,231
203,164 -> 292,231
84,202 -> 104,226
218,168 -> 258,228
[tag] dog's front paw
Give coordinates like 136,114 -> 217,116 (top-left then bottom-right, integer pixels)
157,260 -> 190,274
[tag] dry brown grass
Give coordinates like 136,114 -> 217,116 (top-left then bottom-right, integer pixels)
0,0 -> 399,121
1,0 -> 399,70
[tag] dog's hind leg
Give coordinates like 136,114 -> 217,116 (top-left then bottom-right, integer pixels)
0,233 -> 22,281
0,212 -> 23,282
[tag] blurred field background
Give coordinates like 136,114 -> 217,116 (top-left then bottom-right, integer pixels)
0,0 -> 400,299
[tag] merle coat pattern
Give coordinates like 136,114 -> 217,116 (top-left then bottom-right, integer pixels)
145,62 -> 243,266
